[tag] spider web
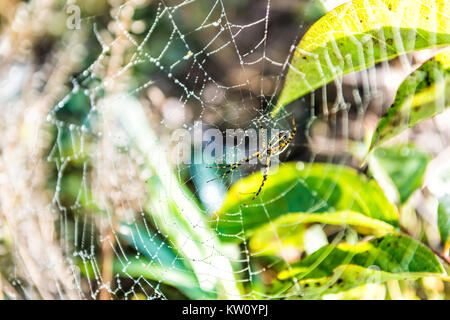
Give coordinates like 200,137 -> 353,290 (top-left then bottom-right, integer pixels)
1,0 -> 448,300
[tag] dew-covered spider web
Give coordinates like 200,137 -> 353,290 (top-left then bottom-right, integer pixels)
1,0 -> 449,300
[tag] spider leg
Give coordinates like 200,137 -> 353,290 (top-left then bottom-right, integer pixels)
206,163 -> 243,182
241,116 -> 295,205
274,115 -> 296,153
257,147 -> 267,161
258,119 -> 266,155
250,153 -> 271,201
257,119 -> 264,132
206,151 -> 260,169
207,151 -> 260,182
286,114 -> 296,144
206,162 -> 243,169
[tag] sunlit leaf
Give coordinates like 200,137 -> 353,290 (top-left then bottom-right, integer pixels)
438,195 -> 450,246
215,162 -> 398,241
370,145 -> 430,203
277,235 -> 445,297
321,281 -> 387,300
249,211 -> 395,257
272,0 -> 450,116
369,49 -> 450,150
279,234 -> 444,279
284,264 -> 443,298
249,215 -> 305,258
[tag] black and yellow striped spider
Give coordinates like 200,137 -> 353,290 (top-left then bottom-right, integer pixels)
207,115 -> 296,202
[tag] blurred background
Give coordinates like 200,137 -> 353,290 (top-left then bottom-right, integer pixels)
0,0 -> 448,299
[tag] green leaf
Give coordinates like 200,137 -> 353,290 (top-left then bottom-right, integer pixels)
283,264 -> 443,298
249,214 -> 305,257
114,257 -> 213,299
215,162 -> 398,241
272,0 -> 450,116
118,223 -> 186,270
249,211 -> 395,257
438,195 -> 450,245
116,223 -> 215,299
280,234 -> 444,279
277,235 -> 445,297
370,145 -> 430,203
105,95 -> 240,297
77,253 -> 212,299
369,49 -> 450,150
